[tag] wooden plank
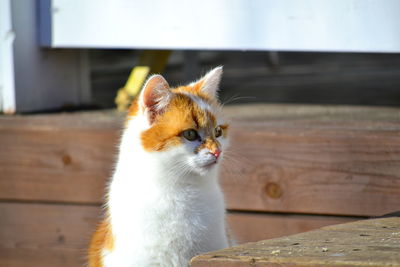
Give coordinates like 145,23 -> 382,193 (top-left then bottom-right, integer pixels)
219,55 -> 400,107
0,202 -> 100,267
0,105 -> 399,216
92,52 -> 400,108
191,217 -> 400,267
0,202 -> 354,267
227,212 -> 356,244
0,111 -> 121,204
222,105 -> 400,217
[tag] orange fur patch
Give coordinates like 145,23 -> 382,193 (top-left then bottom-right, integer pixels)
174,84 -> 218,106
174,79 -> 204,95
125,98 -> 140,126
128,98 -> 139,117
197,137 -> 220,154
126,80 -> 228,152
219,124 -> 229,138
141,93 -> 222,152
141,94 -> 194,151
88,218 -> 114,267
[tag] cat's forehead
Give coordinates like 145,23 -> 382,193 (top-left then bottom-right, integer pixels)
190,100 -> 217,130
167,92 -> 221,129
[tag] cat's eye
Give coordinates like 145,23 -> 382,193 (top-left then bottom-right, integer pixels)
215,126 -> 223,138
182,129 -> 200,141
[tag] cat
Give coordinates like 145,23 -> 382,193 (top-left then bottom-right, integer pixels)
88,67 -> 232,267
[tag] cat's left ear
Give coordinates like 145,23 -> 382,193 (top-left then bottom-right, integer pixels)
193,66 -> 223,98
139,74 -> 172,124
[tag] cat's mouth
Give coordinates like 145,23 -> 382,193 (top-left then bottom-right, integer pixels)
201,159 -> 218,169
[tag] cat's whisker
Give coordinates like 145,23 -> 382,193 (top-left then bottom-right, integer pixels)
225,147 -> 254,165
165,160 -> 186,177
221,94 -> 256,106
221,149 -> 254,184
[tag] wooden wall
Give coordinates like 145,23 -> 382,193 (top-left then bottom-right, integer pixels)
1,104 -> 399,266
91,51 -> 400,108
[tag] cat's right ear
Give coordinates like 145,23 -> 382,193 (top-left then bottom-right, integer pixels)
139,75 -> 172,124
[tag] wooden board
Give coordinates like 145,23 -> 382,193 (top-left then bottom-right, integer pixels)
0,202 -> 100,267
227,212 -> 355,244
0,111 -> 121,204
92,52 -> 400,108
0,105 -> 399,216
0,202 -> 354,267
223,105 -> 400,217
191,217 -> 400,267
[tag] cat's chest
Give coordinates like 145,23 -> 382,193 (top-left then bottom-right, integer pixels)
145,186 -> 221,224
111,184 -> 225,253
112,180 -> 223,221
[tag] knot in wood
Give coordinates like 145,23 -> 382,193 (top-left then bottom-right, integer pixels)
265,182 -> 283,199
62,154 -> 72,166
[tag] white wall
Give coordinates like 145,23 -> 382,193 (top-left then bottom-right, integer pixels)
41,0 -> 400,53
0,0 -> 16,113
1,0 -> 90,113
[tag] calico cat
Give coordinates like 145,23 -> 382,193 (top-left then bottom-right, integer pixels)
88,67 -> 231,267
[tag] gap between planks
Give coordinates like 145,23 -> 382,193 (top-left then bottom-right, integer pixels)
0,198 -> 368,220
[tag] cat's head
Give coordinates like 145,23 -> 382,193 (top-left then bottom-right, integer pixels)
127,67 -> 229,177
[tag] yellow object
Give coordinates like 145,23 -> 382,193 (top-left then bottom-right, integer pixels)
125,66 -> 150,96
115,50 -> 171,111
115,89 -> 131,112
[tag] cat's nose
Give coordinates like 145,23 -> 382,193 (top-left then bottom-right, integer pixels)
211,149 -> 222,159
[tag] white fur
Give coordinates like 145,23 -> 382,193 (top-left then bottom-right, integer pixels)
103,105 -> 229,266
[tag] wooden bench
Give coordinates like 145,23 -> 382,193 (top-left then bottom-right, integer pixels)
191,217 -> 400,267
0,104 -> 399,266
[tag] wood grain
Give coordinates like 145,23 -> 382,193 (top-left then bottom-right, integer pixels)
227,212 -> 355,244
0,111 -> 121,204
0,105 -> 399,216
92,52 -> 400,108
0,202 -> 100,267
223,121 -> 400,216
0,202 -> 353,267
191,217 -> 400,267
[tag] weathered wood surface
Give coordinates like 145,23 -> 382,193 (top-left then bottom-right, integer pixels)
0,111 -> 121,204
1,104 -> 398,266
0,203 -> 99,267
191,217 -> 400,267
227,212 -> 355,243
223,105 -> 400,217
0,104 -> 399,216
92,52 -> 400,108
0,203 -> 354,267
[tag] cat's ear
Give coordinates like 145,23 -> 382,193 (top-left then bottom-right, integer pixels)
139,74 -> 172,124
192,66 -> 223,98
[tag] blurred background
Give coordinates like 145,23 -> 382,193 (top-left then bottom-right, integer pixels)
1,1 -> 400,267
90,50 -> 400,108
2,0 -> 400,113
